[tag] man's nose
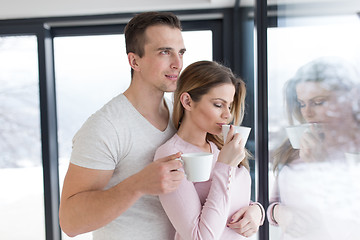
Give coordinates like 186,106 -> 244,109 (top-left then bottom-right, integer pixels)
171,54 -> 182,69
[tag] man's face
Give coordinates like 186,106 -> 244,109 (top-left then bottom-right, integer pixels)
135,25 -> 186,93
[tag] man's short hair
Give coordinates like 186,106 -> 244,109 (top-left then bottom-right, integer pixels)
124,12 -> 182,58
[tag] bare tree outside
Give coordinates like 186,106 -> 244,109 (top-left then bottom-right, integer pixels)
0,36 -> 41,168
0,35 -> 45,240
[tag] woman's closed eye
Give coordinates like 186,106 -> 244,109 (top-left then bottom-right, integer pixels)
298,98 -> 327,108
313,99 -> 326,106
213,103 -> 232,111
299,102 -> 306,108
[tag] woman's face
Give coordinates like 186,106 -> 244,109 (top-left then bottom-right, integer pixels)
188,83 -> 235,135
296,81 -> 352,128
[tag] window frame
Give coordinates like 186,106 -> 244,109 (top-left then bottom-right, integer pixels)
0,8 -> 256,240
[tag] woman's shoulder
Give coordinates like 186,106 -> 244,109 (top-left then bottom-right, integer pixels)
154,134 -> 183,160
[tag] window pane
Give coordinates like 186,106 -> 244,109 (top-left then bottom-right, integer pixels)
55,30 -> 212,239
268,14 -> 360,239
0,36 -> 45,239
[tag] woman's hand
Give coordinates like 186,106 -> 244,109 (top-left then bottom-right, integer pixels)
299,124 -> 327,162
273,204 -> 319,238
218,125 -> 246,167
227,204 -> 262,237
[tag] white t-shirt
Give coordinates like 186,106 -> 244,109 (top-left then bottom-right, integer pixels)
70,94 -> 177,240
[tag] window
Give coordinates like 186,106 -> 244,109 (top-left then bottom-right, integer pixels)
267,14 -> 360,240
0,35 -> 45,240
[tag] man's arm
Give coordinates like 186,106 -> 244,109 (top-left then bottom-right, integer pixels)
59,153 -> 183,237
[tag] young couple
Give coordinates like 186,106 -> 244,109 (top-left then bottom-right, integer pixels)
59,11 -> 264,240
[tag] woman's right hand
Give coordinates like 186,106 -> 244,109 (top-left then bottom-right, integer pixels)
217,125 -> 246,167
299,124 -> 327,162
273,204 -> 320,238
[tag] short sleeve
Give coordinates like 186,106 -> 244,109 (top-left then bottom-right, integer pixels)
70,115 -> 120,170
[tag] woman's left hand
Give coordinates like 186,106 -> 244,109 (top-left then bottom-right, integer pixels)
227,204 -> 262,237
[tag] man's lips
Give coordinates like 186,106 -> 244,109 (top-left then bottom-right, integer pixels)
165,74 -> 178,80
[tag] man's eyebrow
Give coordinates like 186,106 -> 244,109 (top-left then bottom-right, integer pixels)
157,47 -> 172,51
157,47 -> 187,52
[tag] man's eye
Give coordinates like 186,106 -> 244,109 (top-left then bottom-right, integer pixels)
161,50 -> 170,55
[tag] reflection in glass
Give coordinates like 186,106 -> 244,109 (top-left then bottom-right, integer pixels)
268,15 -> 360,240
54,31 -> 212,239
0,36 -> 45,239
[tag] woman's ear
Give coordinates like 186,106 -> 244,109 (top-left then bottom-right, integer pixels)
180,92 -> 193,111
128,52 -> 140,72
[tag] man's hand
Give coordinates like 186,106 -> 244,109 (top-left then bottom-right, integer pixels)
134,152 -> 184,195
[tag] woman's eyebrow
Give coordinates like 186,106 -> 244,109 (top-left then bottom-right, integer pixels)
297,95 -> 330,101
211,98 -> 232,103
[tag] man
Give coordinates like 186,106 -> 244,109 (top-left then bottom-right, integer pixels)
59,12 -> 186,239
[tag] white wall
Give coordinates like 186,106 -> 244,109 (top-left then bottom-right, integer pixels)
0,0 -> 236,20
1,0 -> 358,21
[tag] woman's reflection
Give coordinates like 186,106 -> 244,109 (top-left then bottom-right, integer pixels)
267,57 -> 360,240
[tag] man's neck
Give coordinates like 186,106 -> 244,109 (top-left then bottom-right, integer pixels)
124,83 -> 169,131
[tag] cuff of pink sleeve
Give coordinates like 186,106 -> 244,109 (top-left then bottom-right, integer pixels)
250,202 -> 265,226
266,202 -> 280,226
213,162 -> 236,191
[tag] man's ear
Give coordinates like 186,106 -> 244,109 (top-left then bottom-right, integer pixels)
180,92 -> 193,111
128,52 -> 140,72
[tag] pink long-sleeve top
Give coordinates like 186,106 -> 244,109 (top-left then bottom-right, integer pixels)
154,134 -> 252,240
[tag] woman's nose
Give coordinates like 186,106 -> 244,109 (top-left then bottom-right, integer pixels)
303,105 -> 315,118
222,108 -> 231,119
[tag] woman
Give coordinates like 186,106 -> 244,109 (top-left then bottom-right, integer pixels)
267,57 -> 360,240
154,61 -> 264,240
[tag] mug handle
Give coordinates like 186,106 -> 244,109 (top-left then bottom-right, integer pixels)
175,157 -> 184,164
175,158 -> 185,174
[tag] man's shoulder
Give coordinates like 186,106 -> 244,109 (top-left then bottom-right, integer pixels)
76,94 -> 130,133
92,94 -> 132,120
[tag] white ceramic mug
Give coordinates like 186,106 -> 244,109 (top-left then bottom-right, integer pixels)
178,152 -> 214,182
222,125 -> 251,146
345,152 -> 360,165
285,124 -> 311,149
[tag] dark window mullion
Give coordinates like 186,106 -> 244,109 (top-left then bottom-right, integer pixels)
37,26 -> 61,240
255,0 -> 269,240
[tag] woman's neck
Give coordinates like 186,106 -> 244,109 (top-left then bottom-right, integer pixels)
177,121 -> 211,152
